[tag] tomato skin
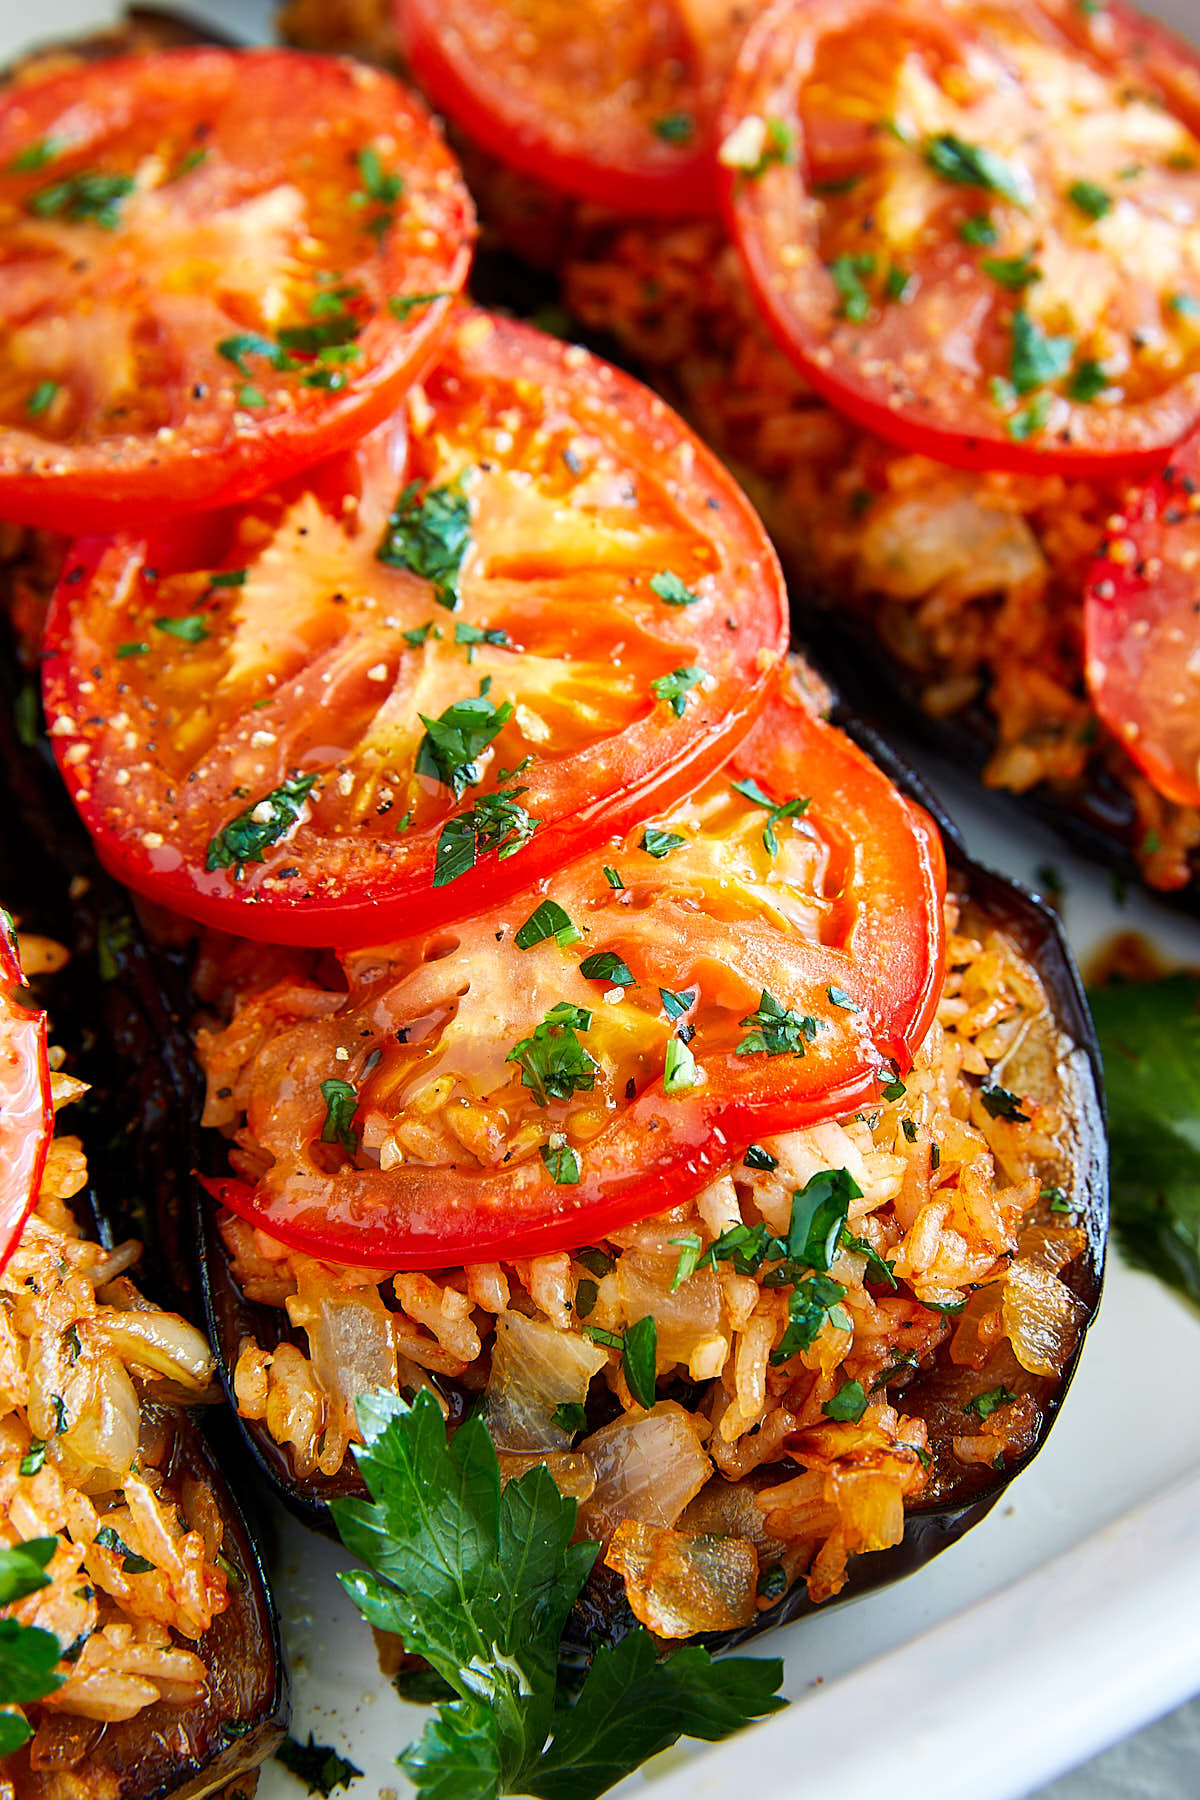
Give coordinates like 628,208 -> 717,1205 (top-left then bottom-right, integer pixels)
43,309 -> 788,948
1084,430 -> 1200,809
0,49 -> 474,533
0,913 -> 52,1277
396,0 -> 721,215
722,0 -> 1200,478
195,667 -> 946,1269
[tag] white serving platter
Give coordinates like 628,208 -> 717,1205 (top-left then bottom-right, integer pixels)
7,1 -> 1200,1795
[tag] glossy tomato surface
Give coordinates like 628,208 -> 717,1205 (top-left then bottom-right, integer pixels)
1085,429 -> 1200,808
200,662 -> 946,1267
397,0 -> 743,214
723,0 -> 1200,476
0,912 -> 52,1276
0,48 -> 474,531
43,309 -> 788,947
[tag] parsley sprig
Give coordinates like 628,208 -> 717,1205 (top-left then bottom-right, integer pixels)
377,479 -> 472,610
0,1539 -> 64,1754
330,1392 -> 785,1800
416,682 -> 513,799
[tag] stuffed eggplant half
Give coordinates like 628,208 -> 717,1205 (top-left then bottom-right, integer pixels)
290,0 -> 1200,908
0,913 -> 287,1798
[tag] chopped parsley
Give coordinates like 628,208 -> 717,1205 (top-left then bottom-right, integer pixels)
0,1539 -> 62,1754
743,1144 -> 778,1172
659,986 -> 695,1021
669,1234 -> 704,1291
155,613 -> 210,644
1007,392 -> 1053,440
217,331 -> 291,376
1010,308 -> 1075,394
514,900 -> 581,950
621,1315 -> 658,1409
454,621 -> 510,660
736,989 -> 820,1057
276,1733 -> 363,1797
205,773 -> 318,873
963,1384 -> 1017,1421
980,251 -> 1042,290
980,1084 -> 1031,1122
208,567 -> 247,588
541,1140 -> 581,1186
640,827 -> 686,858
93,1525 -> 154,1574
829,252 -> 875,323
415,681 -> 513,799
651,664 -> 707,719
579,951 -> 635,987
25,380 -> 59,417
827,985 -> 859,1011
8,137 -> 68,174
603,865 -> 624,889
377,479 -> 471,610
433,788 -> 540,887
18,1442 -> 45,1478
1168,293 -> 1200,318
730,775 -> 810,855
653,113 -> 694,144
772,1275 -> 851,1363
1069,359 -> 1110,402
388,291 -> 450,321
663,1035 -> 699,1094
551,1401 -> 588,1437
507,1002 -> 598,1105
649,569 -> 701,607
1067,179 -> 1111,220
959,212 -> 999,245
354,145 -> 403,238
319,1078 -> 360,1155
787,1167 -> 861,1270
924,134 -> 1031,206
28,169 -> 135,227
823,1379 -> 868,1423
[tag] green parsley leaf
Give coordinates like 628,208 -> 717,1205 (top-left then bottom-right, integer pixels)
885,264 -> 913,302
416,683 -> 513,800
964,1384 -> 1017,1421
576,1248 -> 614,1279
218,332 -> 291,376
841,1230 -> 898,1289
357,145 -> 403,205
669,1234 -> 704,1291
736,989 -> 820,1057
653,113 -> 694,144
924,134 -> 1031,205
959,212 -> 999,245
980,251 -> 1042,290
827,985 -> 859,1011
659,986 -> 695,1021
0,1538 -> 55,1606
0,1610 -> 63,1738
18,1442 -> 45,1478
772,1275 -> 850,1363
155,613 -> 209,644
579,952 -> 635,987
1069,359 -> 1110,401
881,1074 -> 907,1101
377,479 -> 472,610
403,622 -> 440,648
331,1392 -> 785,1800
743,1144 -> 778,1172
603,865 -> 624,890
1007,391 -> 1053,440
238,383 -> 267,408
1168,293 -> 1200,318
731,114 -> 797,178
651,664 -> 707,719
454,621 -> 511,661
640,828 -> 686,859
574,1278 -> 599,1318
25,380 -> 59,417
8,137 -> 68,174
1010,308 -> 1075,394
663,1035 -> 699,1094
276,1733 -> 363,1797
13,684 -> 38,748
29,170 -> 134,227
1067,179 -> 1111,219
208,567 -> 248,588
507,1003 -> 598,1106
551,1401 -> 588,1437
823,1378 -> 868,1422
515,901 -> 581,950
205,773 -> 318,873
981,1084 -> 1031,1122
93,1525 -> 154,1574
434,789 -> 539,887
829,252 -> 875,323
388,291 -> 450,321
319,1078 -> 359,1155
622,1315 -> 658,1408
540,1141 -> 581,1186
787,1167 -> 861,1270
730,775 -> 810,855
649,569 -> 702,609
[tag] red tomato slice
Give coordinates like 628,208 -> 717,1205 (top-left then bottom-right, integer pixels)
200,662 -> 946,1267
396,0 -> 742,215
42,309 -> 787,948
0,911 -> 52,1276
0,48 -> 474,532
722,0 -> 1200,477
1084,429 -> 1200,808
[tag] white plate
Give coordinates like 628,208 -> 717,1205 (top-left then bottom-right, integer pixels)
7,3 -> 1200,1795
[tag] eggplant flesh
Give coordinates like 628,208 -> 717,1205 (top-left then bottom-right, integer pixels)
0,613 -> 1108,1656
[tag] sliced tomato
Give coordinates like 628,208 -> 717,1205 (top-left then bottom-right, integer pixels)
1084,429 -> 1200,808
200,661 -> 946,1267
396,0 -> 743,215
43,308 -> 788,947
722,0 -> 1200,477
0,911 -> 52,1275
0,48 -> 474,532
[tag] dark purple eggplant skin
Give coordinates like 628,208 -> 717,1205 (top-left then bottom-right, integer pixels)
0,600 -> 1107,1652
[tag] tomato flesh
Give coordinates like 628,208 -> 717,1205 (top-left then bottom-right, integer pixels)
43,309 -> 787,948
723,0 -> 1200,476
1084,429 -> 1200,808
200,662 -> 946,1267
397,0 -> 741,214
0,913 -> 52,1276
0,48 -> 473,531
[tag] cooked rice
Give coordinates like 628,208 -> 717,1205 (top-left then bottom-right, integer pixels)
203,890 -> 1087,1628
0,956 -> 229,1755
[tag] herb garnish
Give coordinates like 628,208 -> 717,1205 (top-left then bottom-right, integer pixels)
377,479 -> 471,610
507,1003 -> 598,1105
1010,308 -> 1075,394
433,789 -> 540,887
205,773 -> 318,873
388,291 -> 450,321
276,1733 -> 363,1797
653,113 -> 694,144
514,900 -> 581,950
663,1035 -> 699,1094
829,253 -> 875,323
319,1079 -> 360,1155
155,613 -> 209,644
730,775 -> 810,855
1067,179 -> 1111,219
736,989 -> 820,1057
0,1539 -> 62,1754
651,664 -> 707,719
28,170 -> 135,227
25,381 -> 59,417
579,952 -> 635,987
963,1385 -> 1017,1421
924,134 -> 1031,206
823,1379 -> 868,1422
772,1276 -> 851,1363
541,1140 -> 581,1185
330,1392 -> 785,1800
650,569 -> 701,607
981,251 -> 1042,290
416,682 -> 513,799
980,1084 -> 1031,1122
659,986 -> 695,1021
640,827 -> 686,859
353,145 -> 403,238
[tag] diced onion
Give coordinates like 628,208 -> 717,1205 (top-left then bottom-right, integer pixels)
484,1312 -> 606,1453
605,1521 -> 758,1637
578,1403 -> 712,1541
